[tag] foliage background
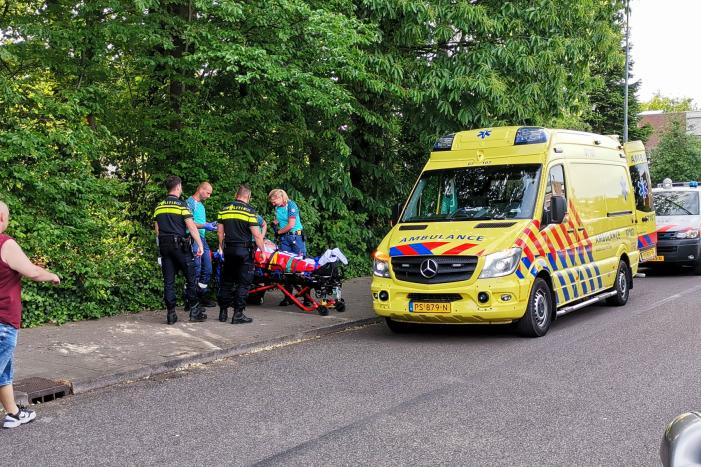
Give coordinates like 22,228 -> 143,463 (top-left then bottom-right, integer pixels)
0,0 -> 647,326
650,120 -> 701,184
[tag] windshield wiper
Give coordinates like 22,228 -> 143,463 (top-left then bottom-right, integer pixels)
447,215 -> 494,221
664,199 -> 693,215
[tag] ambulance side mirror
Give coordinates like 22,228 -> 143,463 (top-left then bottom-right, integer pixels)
391,203 -> 403,226
550,196 -> 567,224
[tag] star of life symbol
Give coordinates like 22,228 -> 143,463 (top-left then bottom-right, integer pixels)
419,259 -> 438,279
637,179 -> 649,199
478,130 -> 491,139
620,177 -> 629,200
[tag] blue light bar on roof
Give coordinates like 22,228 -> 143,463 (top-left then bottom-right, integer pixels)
690,181 -> 699,187
433,133 -> 455,151
514,127 -> 547,145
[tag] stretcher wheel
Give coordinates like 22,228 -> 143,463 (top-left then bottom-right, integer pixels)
334,299 -> 346,313
317,306 -> 329,316
247,291 -> 265,305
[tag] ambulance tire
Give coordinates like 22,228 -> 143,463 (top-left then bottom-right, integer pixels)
385,318 -> 414,334
516,278 -> 553,338
606,260 -> 630,306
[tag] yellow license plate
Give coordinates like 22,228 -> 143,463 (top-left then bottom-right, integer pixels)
641,247 -> 657,262
649,255 -> 665,262
410,302 -> 451,313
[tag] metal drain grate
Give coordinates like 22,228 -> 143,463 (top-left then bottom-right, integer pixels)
14,377 -> 70,404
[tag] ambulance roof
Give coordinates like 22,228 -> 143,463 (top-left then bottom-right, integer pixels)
432,126 -> 621,153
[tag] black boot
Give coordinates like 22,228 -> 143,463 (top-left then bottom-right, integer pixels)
189,304 -> 207,322
167,309 -> 178,325
231,310 -> 253,324
219,308 -> 228,322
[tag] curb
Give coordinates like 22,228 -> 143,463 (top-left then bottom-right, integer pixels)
68,316 -> 382,395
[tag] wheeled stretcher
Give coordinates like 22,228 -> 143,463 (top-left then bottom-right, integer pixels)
247,246 -> 347,315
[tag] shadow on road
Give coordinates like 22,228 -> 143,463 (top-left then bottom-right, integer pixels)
641,265 -> 697,277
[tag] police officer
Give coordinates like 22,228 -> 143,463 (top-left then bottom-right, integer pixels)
154,176 -> 206,325
217,184 -> 268,324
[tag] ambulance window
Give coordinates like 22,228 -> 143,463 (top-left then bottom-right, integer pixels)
629,163 -> 653,212
543,165 -> 566,224
401,165 -> 541,222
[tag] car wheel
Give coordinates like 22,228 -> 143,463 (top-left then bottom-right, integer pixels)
385,317 -> 414,334
606,260 -> 630,306
516,277 -> 553,337
693,260 -> 701,276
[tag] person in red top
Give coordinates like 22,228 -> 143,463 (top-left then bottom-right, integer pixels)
0,201 -> 60,429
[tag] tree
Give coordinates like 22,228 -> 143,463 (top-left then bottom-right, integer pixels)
641,91 -> 697,113
585,51 -> 653,142
650,120 -> 701,183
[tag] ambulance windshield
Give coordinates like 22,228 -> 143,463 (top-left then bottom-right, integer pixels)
653,191 -> 700,216
402,164 -> 542,222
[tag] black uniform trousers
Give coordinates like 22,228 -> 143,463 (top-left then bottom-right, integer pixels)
218,245 -> 254,312
159,238 -> 198,311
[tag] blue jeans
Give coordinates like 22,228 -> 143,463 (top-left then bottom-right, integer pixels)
191,235 -> 212,297
0,323 -> 18,387
279,233 -> 307,256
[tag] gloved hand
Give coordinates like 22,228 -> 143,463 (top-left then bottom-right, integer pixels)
204,221 -> 218,232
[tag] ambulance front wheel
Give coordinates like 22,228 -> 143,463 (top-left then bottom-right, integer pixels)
606,260 -> 630,306
516,277 -> 553,338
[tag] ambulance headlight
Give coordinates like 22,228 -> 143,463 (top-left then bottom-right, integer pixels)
373,250 -> 391,278
675,230 -> 700,239
479,248 -> 522,278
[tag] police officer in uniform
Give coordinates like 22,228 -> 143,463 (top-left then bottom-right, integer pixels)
154,176 -> 207,325
217,185 -> 268,324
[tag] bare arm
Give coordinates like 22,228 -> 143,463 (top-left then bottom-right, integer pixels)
260,219 -> 267,238
218,223 -> 225,252
1,240 -> 60,284
250,225 -> 268,261
154,221 -> 159,236
185,218 -> 203,256
276,216 -> 296,235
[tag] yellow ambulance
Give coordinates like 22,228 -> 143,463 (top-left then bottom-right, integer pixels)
371,126 -> 649,337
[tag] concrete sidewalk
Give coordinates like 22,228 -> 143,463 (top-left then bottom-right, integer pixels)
12,277 -> 377,400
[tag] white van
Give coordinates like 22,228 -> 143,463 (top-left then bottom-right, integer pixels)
651,179 -> 701,273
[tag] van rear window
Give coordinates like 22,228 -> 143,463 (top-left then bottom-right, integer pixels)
653,191 -> 700,216
402,164 -> 542,222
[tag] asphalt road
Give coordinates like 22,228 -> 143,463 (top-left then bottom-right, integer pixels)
4,268 -> 701,466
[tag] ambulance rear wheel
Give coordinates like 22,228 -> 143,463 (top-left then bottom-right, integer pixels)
516,277 -> 553,337
606,260 -> 630,306
385,318 -> 414,334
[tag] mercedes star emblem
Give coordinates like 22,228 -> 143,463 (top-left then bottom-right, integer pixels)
419,259 -> 438,279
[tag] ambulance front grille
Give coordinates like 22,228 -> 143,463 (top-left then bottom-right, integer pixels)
391,255 -> 478,284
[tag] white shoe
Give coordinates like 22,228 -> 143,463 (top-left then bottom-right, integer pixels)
3,407 -> 36,428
